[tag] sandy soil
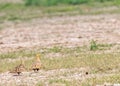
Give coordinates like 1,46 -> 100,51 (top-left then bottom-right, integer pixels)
0,68 -> 89,86
0,67 -> 119,86
0,14 -> 120,53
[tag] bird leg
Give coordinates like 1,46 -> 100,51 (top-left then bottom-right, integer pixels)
33,69 -> 36,72
36,68 -> 39,72
33,68 -> 39,72
17,72 -> 21,76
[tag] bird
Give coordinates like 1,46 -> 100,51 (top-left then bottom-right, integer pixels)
9,59 -> 26,75
31,54 -> 42,72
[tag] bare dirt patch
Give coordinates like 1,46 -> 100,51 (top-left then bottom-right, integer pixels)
0,14 -> 120,53
0,67 -> 119,86
0,67 -> 89,86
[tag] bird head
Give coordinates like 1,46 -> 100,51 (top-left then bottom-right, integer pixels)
20,58 -> 24,65
36,54 -> 40,61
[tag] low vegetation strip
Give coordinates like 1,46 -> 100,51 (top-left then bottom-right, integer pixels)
24,0 -> 120,6
0,0 -> 120,24
0,45 -> 120,73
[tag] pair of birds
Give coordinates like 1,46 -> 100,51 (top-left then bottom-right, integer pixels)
9,54 -> 42,75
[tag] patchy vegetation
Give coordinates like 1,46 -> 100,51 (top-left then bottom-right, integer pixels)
0,1 -> 120,25
0,45 -> 120,72
0,45 -> 120,85
0,0 -> 120,86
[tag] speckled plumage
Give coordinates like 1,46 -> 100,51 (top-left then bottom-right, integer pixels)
9,59 -> 26,75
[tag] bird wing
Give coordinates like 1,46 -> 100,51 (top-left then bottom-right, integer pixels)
32,61 -> 41,69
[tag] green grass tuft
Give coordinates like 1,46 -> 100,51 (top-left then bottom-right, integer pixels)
90,40 -> 98,51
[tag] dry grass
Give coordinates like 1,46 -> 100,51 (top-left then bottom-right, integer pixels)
0,45 -> 119,72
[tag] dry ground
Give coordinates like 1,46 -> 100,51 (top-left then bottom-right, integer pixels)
0,14 -> 120,86
0,14 -> 120,53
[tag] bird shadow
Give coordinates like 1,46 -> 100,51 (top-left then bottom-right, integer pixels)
13,74 -> 22,76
